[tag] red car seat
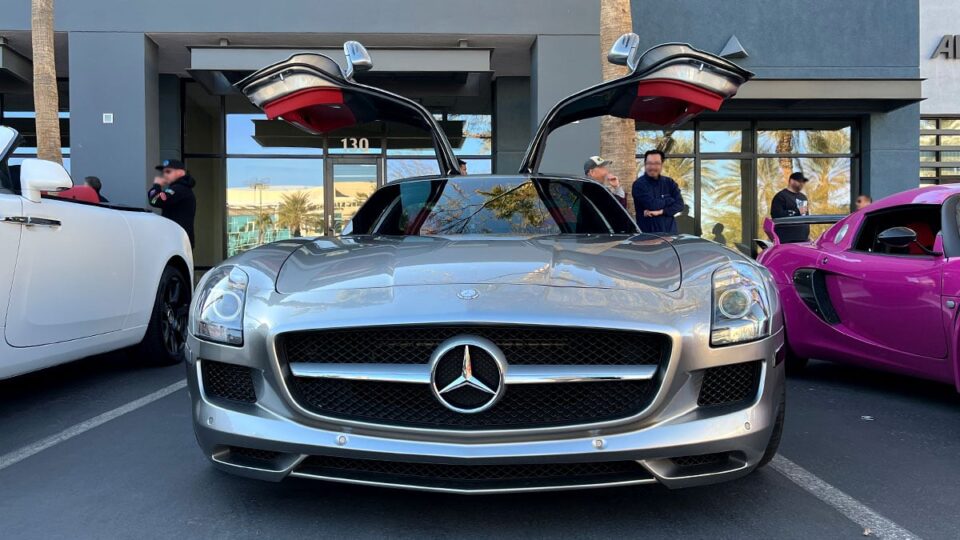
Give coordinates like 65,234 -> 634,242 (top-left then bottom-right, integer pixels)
905,221 -> 935,255
50,185 -> 100,204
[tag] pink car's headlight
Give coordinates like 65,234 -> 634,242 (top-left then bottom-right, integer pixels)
710,262 -> 771,346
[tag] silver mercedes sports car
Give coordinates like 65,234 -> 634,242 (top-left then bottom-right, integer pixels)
187,35 -> 786,494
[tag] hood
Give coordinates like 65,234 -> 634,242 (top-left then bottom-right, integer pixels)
275,235 -> 682,294
236,42 -> 460,176
520,39 -> 753,174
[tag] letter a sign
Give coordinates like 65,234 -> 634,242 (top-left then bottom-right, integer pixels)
932,35 -> 957,59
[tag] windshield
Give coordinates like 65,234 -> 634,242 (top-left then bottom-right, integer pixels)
348,177 -> 638,236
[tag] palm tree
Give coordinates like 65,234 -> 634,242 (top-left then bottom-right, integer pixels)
277,191 -> 322,237
31,0 -> 62,164
599,0 -> 637,210
254,212 -> 273,246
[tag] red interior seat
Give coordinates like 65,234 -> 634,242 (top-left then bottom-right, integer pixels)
52,185 -> 100,204
905,221 -> 935,255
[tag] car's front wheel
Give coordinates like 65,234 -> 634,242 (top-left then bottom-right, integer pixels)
136,265 -> 190,366
756,389 -> 785,468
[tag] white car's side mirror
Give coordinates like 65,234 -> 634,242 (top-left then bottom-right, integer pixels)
19,158 -> 73,203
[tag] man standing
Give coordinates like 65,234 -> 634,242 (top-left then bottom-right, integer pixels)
771,171 -> 810,243
583,155 -> 626,207
148,159 -> 197,247
855,194 -> 872,210
632,150 -> 683,233
84,176 -> 109,203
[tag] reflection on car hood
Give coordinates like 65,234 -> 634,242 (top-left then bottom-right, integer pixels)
275,234 -> 681,293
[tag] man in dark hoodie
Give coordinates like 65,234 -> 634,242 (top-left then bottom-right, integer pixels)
148,159 -> 197,247
632,149 -> 684,233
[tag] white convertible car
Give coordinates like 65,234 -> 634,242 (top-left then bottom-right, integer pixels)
0,125 -> 194,379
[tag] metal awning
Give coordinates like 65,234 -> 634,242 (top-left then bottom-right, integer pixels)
728,78 -> 924,113
0,44 -> 32,93
188,47 -> 491,95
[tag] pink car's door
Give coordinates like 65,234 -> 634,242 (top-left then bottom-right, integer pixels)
818,205 -> 947,361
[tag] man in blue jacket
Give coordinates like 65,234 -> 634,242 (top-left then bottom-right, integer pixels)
632,149 -> 684,233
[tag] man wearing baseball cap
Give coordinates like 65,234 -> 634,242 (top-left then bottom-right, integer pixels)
584,156 -> 626,208
771,171 -> 810,243
148,159 -> 197,247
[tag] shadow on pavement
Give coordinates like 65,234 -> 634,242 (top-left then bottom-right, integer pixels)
790,359 -> 959,405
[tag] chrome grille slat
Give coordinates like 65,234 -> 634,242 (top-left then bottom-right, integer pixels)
289,362 -> 657,384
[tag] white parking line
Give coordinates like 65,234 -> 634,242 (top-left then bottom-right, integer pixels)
772,455 -> 921,540
0,380 -> 187,472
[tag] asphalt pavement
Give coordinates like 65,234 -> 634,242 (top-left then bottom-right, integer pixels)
0,355 -> 957,539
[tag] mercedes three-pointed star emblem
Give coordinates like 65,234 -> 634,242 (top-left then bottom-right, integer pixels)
429,336 -> 506,414
437,345 -> 497,396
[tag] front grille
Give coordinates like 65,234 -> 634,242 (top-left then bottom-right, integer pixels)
672,452 -> 730,468
297,455 -> 651,489
201,360 -> 257,403
698,361 -> 761,407
277,325 -> 668,366
290,378 -> 656,429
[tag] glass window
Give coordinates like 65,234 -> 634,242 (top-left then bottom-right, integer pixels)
459,159 -> 492,176
940,151 -> 960,163
941,119 -> 960,130
636,129 -> 694,155
941,135 -> 960,146
226,113 -> 324,155
699,130 -> 743,153
942,167 -> 960,176
920,168 -> 937,178
387,159 -> 440,181
328,123 -> 383,154
448,114 -> 492,156
920,118 -> 937,130
226,158 -> 324,257
921,151 -> 937,163
330,162 -> 377,235
757,127 -> 852,154
416,181 -> 558,235
702,159 -> 747,253
758,157 -> 851,239
920,135 -> 937,147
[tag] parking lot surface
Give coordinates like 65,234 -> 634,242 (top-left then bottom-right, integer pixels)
1,354 -> 957,539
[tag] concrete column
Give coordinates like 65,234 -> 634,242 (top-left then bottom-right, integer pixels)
531,35 -> 601,175
862,103 -> 920,200
158,74 -> 182,162
493,76 -> 531,174
68,32 -> 159,207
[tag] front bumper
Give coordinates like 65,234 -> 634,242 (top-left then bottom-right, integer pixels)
186,329 -> 785,493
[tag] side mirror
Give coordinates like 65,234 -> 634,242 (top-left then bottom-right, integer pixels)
607,32 -> 641,71
19,158 -> 72,203
343,41 -> 373,80
340,219 -> 354,236
877,226 -> 917,249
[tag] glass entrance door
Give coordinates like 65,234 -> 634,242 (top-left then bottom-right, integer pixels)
327,158 -> 380,235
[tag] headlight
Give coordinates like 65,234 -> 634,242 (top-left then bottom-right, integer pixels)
711,261 -> 771,346
193,266 -> 248,345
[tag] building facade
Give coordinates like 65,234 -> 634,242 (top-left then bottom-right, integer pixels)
920,0 -> 960,185
0,0 -> 922,265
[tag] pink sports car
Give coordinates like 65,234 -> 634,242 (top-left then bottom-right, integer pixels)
757,184 -> 960,392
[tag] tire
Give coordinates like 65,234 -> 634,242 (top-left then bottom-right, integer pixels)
136,265 -> 191,366
756,389 -> 785,469
785,347 -> 809,375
